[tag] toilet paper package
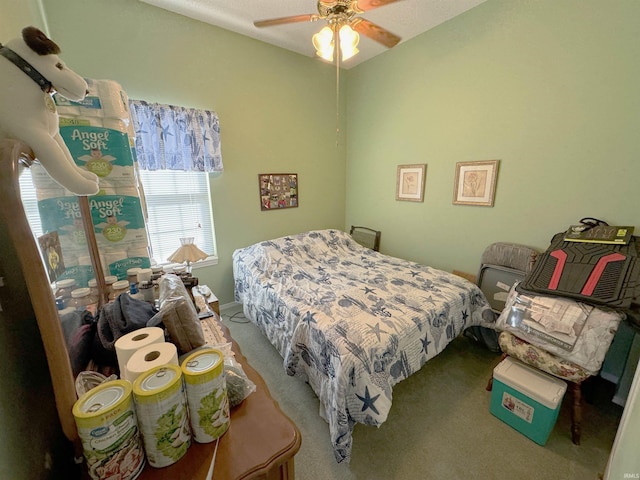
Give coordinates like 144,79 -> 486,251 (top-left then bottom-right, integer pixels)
56,78 -> 131,121
58,123 -> 137,185
33,78 -> 149,288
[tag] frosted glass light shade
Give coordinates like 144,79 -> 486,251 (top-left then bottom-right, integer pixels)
339,24 -> 359,61
313,26 -> 335,61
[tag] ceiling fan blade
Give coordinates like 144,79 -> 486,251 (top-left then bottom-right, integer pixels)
354,0 -> 403,12
254,14 -> 318,28
352,18 -> 401,48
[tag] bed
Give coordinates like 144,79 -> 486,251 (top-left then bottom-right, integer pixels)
233,229 -> 494,462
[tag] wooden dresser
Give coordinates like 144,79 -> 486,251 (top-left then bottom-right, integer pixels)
137,320 -> 301,480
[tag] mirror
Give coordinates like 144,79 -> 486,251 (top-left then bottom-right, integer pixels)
0,139 -> 80,453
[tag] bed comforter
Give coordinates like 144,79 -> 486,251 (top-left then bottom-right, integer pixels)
233,229 -> 494,462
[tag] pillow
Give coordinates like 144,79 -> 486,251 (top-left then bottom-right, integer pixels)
495,282 -> 624,374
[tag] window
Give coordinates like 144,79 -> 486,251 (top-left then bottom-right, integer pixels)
19,168 -> 43,238
138,169 -> 217,266
17,99 -> 222,272
18,168 -> 217,268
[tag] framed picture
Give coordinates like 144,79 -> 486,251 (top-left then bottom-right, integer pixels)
259,173 -> 298,210
453,160 -> 500,206
396,164 -> 427,202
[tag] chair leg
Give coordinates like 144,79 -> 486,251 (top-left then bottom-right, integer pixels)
570,382 -> 582,445
486,353 -> 508,391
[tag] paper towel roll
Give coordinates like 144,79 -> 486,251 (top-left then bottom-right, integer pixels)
125,342 -> 179,384
115,327 -> 165,382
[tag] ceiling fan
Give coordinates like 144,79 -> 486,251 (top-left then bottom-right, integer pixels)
254,0 -> 402,61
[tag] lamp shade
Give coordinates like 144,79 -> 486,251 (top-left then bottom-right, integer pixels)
339,24 -> 359,61
167,237 -> 208,264
312,26 -> 335,61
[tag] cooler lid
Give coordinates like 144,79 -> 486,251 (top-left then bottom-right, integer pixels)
493,356 -> 567,409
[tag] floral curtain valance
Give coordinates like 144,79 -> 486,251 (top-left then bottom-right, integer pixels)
129,100 -> 223,172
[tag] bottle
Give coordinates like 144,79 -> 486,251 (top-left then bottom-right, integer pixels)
109,280 -> 129,301
152,279 -> 160,304
55,278 -> 77,303
137,268 -> 153,284
56,296 -> 74,317
150,266 -> 164,282
139,281 -> 155,304
127,268 -> 142,286
173,265 -> 186,276
128,282 -> 144,301
67,287 -> 92,311
87,278 -> 101,306
104,275 -> 118,299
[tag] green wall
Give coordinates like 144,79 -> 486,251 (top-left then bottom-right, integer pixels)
2,0 -> 640,476
0,0 -> 43,34
346,0 -> 640,275
39,0 -> 347,305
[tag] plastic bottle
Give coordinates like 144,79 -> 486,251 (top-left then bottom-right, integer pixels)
56,296 -> 75,317
87,278 -> 101,305
128,282 -> 144,301
109,280 -> 129,301
104,275 -> 118,298
55,278 -> 77,303
150,266 -> 164,283
137,268 -> 153,284
138,281 -> 155,304
68,287 -> 92,310
173,265 -> 186,276
127,268 -> 142,286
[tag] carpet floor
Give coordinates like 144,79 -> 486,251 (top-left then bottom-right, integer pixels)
220,303 -> 622,480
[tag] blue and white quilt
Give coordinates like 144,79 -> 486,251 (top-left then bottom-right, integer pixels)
233,230 -> 494,463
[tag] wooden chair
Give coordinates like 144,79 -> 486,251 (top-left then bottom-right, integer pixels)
349,226 -> 381,251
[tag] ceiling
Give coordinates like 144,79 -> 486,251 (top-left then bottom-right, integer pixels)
140,0 -> 487,68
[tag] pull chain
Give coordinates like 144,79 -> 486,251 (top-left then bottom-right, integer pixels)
335,26 -> 340,147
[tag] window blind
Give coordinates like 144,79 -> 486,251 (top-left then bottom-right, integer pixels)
18,169 -> 44,238
138,169 -> 215,264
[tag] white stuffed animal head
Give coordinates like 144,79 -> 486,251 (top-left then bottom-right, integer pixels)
7,26 -> 89,101
0,27 -> 99,195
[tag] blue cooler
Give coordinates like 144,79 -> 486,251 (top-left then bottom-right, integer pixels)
490,356 -> 567,445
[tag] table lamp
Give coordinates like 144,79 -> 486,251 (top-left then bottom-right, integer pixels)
167,237 -> 208,273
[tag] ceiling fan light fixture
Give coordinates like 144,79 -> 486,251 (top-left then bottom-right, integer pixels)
338,24 -> 359,61
312,25 -> 335,61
